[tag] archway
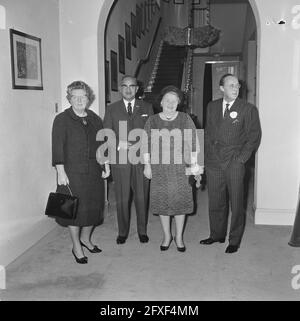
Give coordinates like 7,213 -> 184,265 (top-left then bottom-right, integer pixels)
97,0 -> 116,118
96,0 -> 262,216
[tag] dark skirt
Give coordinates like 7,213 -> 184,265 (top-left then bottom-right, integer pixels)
56,160 -> 105,227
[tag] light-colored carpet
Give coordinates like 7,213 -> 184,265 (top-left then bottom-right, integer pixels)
1,176 -> 299,301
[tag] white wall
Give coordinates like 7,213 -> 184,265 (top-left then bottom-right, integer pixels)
250,0 -> 300,225
0,0 -> 61,266
59,0 -> 106,115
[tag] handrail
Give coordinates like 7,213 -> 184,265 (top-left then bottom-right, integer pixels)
134,17 -> 162,78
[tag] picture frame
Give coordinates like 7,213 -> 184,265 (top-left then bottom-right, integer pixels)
110,50 -> 118,92
131,13 -> 137,48
10,29 -> 43,90
148,0 -> 152,22
136,5 -> 141,38
144,1 -> 149,32
105,60 -> 110,103
118,35 -> 125,74
141,3 -> 145,35
152,0 -> 157,15
125,23 -> 131,60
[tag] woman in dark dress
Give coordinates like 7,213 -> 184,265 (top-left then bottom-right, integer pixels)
143,86 -> 203,252
52,81 -> 110,264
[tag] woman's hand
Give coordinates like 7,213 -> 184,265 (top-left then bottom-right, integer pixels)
102,163 -> 110,179
144,164 -> 152,179
191,164 -> 204,176
56,165 -> 69,185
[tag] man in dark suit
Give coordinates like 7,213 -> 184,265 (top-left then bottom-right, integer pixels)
200,74 -> 261,253
103,75 -> 153,244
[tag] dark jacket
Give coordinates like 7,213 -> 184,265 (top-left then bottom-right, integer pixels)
52,107 -> 104,174
103,99 -> 153,165
204,98 -> 262,169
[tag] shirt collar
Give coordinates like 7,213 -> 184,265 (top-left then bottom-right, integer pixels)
123,99 -> 135,109
222,99 -> 235,110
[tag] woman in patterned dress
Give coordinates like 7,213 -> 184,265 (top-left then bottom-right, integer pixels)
143,86 -> 203,252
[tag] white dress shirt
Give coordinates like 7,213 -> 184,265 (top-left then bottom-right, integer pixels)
222,99 -> 235,117
123,99 -> 135,113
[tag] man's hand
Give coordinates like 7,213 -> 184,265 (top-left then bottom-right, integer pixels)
118,140 -> 132,151
191,164 -> 204,176
143,164 -> 152,179
102,163 -> 110,179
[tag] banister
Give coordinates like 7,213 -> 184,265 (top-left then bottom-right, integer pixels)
134,17 -> 162,78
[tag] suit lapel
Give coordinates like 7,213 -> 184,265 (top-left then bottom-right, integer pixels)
215,100 -> 223,127
120,100 -> 129,119
132,99 -> 141,118
230,98 -> 240,114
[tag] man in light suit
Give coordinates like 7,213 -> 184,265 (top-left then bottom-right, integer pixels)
103,75 -> 153,244
200,74 -> 261,253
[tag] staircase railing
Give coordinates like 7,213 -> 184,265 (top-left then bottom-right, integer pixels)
145,40 -> 164,92
134,17 -> 162,79
183,47 -> 194,113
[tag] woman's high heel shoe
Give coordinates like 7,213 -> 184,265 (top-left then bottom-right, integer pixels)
160,237 -> 173,251
174,239 -> 186,252
72,249 -> 88,264
80,241 -> 102,253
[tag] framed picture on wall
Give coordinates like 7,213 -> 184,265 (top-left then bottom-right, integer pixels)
9,29 -> 43,90
125,23 -> 131,60
105,60 -> 110,103
144,1 -> 149,32
110,50 -> 118,91
148,0 -> 152,22
141,3 -> 145,35
118,35 -> 125,74
152,0 -> 156,15
131,13 -> 137,48
136,5 -> 141,38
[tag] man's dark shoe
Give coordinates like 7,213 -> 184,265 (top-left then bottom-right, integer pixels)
138,234 -> 149,243
200,237 -> 225,245
116,236 -> 127,244
225,245 -> 239,253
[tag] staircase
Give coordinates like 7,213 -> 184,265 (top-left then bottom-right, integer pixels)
144,42 -> 187,113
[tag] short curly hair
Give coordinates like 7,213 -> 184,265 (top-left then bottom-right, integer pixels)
66,80 -> 95,108
159,85 -> 183,104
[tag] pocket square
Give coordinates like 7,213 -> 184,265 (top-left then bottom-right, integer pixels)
141,114 -> 148,117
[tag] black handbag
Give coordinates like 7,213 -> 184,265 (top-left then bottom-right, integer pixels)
45,184 -> 79,220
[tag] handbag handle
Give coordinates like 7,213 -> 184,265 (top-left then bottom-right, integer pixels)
66,184 -> 74,196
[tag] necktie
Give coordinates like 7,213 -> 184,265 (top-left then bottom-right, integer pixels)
127,102 -> 132,116
224,103 -> 230,118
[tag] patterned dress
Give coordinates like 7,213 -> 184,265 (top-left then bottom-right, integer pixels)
144,112 -> 198,216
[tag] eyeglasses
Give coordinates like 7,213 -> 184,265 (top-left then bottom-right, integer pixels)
71,95 -> 88,100
226,84 -> 241,90
121,85 -> 137,89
